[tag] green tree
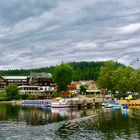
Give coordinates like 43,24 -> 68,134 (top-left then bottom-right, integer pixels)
5,84 -> 19,100
130,69 -> 140,97
112,67 -> 133,98
79,85 -> 86,94
0,61 -> 124,81
97,61 -> 116,93
53,64 -> 73,92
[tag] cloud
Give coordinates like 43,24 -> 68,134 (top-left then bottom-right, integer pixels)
119,23 -> 140,33
0,0 -> 140,69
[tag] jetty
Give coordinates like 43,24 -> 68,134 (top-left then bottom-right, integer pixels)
120,100 -> 140,106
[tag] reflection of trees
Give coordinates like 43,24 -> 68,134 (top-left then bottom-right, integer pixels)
0,104 -> 19,120
1,104 -> 140,139
55,110 -> 140,140
19,107 -> 81,125
93,111 -> 140,139
19,107 -> 52,125
0,104 -> 98,126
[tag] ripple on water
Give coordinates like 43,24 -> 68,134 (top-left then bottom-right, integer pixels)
0,107 -> 140,140
0,121 -> 59,140
0,115 -> 101,140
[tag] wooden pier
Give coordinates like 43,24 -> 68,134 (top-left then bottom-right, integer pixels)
122,101 -> 140,106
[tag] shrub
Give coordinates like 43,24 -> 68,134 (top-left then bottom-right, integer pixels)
0,93 -> 9,101
21,94 -> 29,100
28,95 -> 38,100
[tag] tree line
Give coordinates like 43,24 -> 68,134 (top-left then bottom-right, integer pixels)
0,61 -> 124,81
97,61 -> 140,98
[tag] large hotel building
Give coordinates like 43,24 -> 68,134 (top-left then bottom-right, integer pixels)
0,72 -> 56,97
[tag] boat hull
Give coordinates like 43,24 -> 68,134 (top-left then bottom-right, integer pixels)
51,103 -> 72,108
51,106 -> 72,108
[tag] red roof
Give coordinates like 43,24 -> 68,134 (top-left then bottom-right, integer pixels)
67,84 -> 76,89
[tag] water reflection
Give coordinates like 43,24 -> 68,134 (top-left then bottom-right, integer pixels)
0,103 -> 140,140
55,108 -> 140,140
0,104 -> 97,126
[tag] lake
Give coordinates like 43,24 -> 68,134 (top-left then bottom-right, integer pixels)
0,103 -> 140,140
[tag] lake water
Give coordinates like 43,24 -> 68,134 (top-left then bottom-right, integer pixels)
0,103 -> 140,140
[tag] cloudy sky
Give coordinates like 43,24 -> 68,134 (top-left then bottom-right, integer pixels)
0,0 -> 140,69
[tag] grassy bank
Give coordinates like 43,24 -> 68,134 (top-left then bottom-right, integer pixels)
0,92 -> 38,101
0,93 -> 10,101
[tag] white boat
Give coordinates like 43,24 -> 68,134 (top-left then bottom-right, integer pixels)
51,98 -> 79,108
41,103 -> 51,108
103,101 -> 121,108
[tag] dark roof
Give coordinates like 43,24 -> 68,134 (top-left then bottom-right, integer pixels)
29,72 -> 52,79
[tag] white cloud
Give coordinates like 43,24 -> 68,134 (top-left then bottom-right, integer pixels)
120,23 -> 140,33
0,0 -> 140,69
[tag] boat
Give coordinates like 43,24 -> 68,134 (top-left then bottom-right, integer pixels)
41,102 -> 51,108
22,100 -> 51,107
51,99 -> 72,108
102,101 -> 121,108
121,105 -> 129,112
51,98 -> 79,108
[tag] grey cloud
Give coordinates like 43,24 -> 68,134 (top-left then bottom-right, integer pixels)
0,0 -> 140,69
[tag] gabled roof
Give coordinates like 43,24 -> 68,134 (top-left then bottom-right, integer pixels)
79,80 -> 94,86
29,72 -> 52,79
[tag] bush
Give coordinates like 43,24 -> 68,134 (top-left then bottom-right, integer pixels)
21,94 -> 29,100
53,92 -> 61,98
28,95 -> 38,100
86,95 -> 94,98
14,94 -> 20,100
0,93 -> 9,101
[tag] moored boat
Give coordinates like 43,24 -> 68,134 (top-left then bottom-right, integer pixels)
121,105 -> 129,112
51,98 -> 79,108
102,101 -> 121,108
22,100 -> 51,107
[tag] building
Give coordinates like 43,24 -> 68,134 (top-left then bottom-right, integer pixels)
18,85 -> 55,97
0,76 -> 28,91
67,84 -> 77,92
29,72 -> 55,87
0,73 -> 56,97
79,80 -> 96,90
2,76 -> 28,86
0,77 -> 7,91
68,80 -> 101,96
18,72 -> 56,97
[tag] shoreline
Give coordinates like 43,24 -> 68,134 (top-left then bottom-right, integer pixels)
1,99 -> 140,106
0,101 -> 15,104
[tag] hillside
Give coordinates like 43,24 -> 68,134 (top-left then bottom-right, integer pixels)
0,61 -> 124,80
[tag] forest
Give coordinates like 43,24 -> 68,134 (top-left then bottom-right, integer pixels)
0,61 -> 124,81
